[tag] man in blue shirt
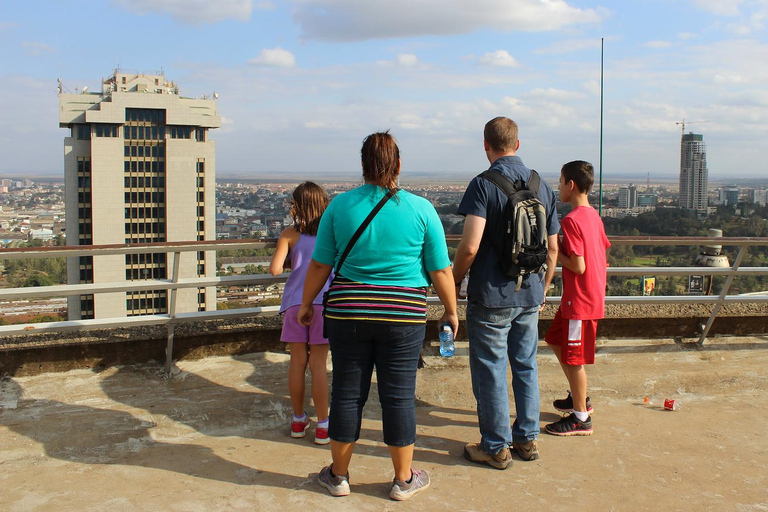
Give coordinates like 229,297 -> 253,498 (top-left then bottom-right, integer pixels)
453,117 -> 560,468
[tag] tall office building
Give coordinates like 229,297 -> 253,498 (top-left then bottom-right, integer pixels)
719,185 -> 739,206
618,183 -> 638,209
678,132 -> 708,212
749,189 -> 768,206
59,71 -> 221,320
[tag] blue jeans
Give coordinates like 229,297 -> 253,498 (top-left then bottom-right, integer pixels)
326,319 -> 425,447
466,301 -> 540,454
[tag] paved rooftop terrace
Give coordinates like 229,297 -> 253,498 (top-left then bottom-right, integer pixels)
1,336 -> 767,511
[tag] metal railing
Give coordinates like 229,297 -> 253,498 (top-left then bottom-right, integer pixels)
1,236 -> 767,372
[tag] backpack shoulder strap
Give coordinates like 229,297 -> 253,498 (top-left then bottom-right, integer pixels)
479,170 -> 519,197
527,169 -> 542,197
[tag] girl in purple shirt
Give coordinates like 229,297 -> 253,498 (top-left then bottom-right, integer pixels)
269,182 -> 332,445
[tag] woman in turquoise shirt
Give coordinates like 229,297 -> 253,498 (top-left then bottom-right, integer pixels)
298,131 -> 457,501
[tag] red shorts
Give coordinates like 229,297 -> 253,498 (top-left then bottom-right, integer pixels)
545,308 -> 599,365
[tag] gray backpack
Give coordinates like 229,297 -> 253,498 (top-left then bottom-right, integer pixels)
480,169 -> 549,291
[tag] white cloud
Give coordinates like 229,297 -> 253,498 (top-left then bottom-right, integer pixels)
112,0 -> 256,24
677,32 -> 698,40
291,0 -> 603,41
397,54 -> 419,67
691,0 -> 743,16
643,40 -> 672,49
0,22 -> 18,33
22,41 -> 56,56
534,38 -> 603,55
248,47 -> 297,68
525,88 -> 585,101
726,10 -> 766,35
478,50 -> 519,68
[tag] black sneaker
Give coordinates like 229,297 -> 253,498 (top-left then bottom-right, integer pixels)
553,391 -> 593,414
545,413 -> 593,436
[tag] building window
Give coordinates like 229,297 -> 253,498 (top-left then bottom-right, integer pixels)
169,126 -> 191,139
76,125 -> 91,140
94,124 -> 118,137
195,128 -> 206,141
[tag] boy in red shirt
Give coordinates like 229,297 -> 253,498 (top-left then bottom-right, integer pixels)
545,160 -> 610,436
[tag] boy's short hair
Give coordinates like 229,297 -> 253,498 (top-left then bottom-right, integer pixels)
561,160 -> 594,194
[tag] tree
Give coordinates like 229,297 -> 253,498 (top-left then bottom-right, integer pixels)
24,273 -> 53,287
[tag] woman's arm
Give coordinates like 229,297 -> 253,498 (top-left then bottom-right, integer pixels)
430,265 -> 459,338
269,227 -> 298,276
298,259 -> 334,326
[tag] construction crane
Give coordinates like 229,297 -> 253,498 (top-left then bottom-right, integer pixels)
676,119 -> 710,136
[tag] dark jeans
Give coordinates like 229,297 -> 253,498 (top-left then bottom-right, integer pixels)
326,318 -> 425,447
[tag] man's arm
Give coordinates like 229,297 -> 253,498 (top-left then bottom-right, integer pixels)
452,214 -> 486,284
543,233 -> 559,296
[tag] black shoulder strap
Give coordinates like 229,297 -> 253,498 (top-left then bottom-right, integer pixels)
479,169 -> 518,197
479,169 -> 542,198
527,170 -> 542,198
335,189 -> 394,273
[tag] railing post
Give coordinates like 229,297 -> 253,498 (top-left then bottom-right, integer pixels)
166,251 -> 182,373
698,245 -> 747,345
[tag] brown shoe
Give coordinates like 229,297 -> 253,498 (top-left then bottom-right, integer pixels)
463,443 -> 512,470
512,439 -> 539,461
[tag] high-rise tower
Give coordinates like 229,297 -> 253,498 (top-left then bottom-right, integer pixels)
678,132 -> 708,213
59,71 -> 221,320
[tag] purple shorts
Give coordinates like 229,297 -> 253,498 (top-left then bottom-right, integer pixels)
280,305 -> 329,345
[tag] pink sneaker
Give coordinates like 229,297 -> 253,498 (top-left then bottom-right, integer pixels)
291,417 -> 310,438
315,426 -> 330,445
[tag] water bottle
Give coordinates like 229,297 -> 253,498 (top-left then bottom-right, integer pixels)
439,323 -> 455,358
458,275 -> 469,299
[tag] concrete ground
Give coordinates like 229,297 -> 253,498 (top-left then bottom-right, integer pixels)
1,336 -> 767,511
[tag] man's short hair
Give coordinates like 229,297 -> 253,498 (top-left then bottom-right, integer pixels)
484,117 -> 518,153
561,160 -> 594,194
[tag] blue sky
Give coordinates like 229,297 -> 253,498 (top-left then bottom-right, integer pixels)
2,0 -> 768,181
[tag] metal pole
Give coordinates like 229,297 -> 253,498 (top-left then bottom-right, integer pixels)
599,37 -> 604,216
165,251 -> 182,373
698,246 -> 747,345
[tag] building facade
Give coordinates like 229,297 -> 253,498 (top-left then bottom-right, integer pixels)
719,185 -> 740,206
749,189 -> 768,206
678,132 -> 708,212
59,71 -> 221,320
618,183 -> 638,209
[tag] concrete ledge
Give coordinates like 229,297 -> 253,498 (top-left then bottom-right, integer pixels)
3,301 -> 768,376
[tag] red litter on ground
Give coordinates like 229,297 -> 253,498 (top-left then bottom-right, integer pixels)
664,398 -> 680,411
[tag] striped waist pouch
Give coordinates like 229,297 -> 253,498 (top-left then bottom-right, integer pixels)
322,275 -> 428,325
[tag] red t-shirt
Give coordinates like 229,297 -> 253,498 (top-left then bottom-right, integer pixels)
560,206 -> 610,320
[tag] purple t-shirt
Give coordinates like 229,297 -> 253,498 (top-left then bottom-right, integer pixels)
279,234 -> 331,312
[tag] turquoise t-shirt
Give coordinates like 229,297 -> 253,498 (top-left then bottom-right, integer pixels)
312,184 -> 450,287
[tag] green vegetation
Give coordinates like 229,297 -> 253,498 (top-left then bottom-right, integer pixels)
2,249 -> 67,288
603,206 -> 768,295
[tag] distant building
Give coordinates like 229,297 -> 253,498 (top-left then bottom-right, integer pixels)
748,189 -> 767,206
30,228 -> 54,241
59,71 -> 221,320
719,185 -> 740,206
618,183 -> 638,209
678,132 -> 708,213
637,193 -> 658,207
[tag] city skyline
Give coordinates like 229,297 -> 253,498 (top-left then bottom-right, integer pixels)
2,1 -> 768,179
